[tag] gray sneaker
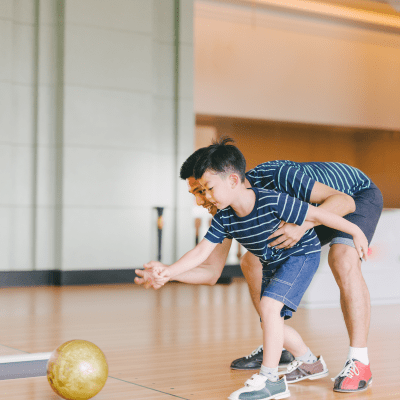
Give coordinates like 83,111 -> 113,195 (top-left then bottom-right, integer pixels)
228,374 -> 290,400
284,356 -> 329,383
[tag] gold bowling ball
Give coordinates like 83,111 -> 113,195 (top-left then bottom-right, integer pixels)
47,340 -> 108,400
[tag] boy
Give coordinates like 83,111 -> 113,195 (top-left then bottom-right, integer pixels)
147,142 -> 368,400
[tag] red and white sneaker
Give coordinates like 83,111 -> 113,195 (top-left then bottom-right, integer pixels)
332,359 -> 372,393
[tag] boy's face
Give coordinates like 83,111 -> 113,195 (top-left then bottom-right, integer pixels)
187,177 -> 218,216
198,170 -> 234,210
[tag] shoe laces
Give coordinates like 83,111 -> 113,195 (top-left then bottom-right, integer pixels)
245,374 -> 267,387
286,359 -> 302,373
245,345 -> 263,359
331,359 -> 359,382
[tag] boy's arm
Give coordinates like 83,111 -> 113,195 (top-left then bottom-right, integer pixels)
305,204 -> 368,260
309,181 -> 355,212
268,182 -> 355,249
171,238 -> 231,284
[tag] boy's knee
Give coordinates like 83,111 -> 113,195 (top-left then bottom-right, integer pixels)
240,252 -> 251,272
260,296 -> 284,315
240,252 -> 261,274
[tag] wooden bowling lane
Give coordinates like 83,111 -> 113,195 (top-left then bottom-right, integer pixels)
0,376 -> 188,400
0,344 -> 28,358
0,282 -> 399,399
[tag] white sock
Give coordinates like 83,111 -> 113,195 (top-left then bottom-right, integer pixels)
260,365 -> 279,381
295,348 -> 317,364
348,346 -> 369,365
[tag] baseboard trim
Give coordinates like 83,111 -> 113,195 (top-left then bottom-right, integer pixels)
0,270 -> 138,287
0,360 -> 48,380
0,265 -> 243,288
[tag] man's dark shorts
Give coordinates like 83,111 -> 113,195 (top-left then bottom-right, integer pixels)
314,181 -> 383,248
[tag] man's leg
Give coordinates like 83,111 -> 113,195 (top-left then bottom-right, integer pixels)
328,243 -> 372,393
328,244 -> 370,348
230,252 -> 294,370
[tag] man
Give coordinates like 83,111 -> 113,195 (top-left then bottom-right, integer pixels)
136,141 -> 383,393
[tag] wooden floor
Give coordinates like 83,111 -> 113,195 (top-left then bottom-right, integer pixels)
0,279 -> 399,400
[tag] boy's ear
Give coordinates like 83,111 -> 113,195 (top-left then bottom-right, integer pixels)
229,173 -> 240,188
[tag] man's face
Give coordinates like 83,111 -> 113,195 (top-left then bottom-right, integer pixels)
187,176 -> 218,216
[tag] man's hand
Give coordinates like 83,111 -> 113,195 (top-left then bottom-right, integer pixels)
134,261 -> 170,289
267,221 -> 310,249
134,268 -> 153,289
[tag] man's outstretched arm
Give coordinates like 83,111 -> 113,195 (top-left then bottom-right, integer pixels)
135,238 -> 232,287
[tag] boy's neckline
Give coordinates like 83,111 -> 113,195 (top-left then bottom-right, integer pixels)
230,188 -> 258,219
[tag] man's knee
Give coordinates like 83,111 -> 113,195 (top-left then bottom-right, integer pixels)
328,244 -> 363,285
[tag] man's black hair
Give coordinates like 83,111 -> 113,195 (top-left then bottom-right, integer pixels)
193,137 -> 246,182
179,147 -> 208,180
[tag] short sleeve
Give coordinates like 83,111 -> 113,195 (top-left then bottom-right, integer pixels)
204,213 -> 228,244
274,165 -> 315,202
276,193 -> 309,226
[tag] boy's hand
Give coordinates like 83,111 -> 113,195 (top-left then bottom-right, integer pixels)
135,261 -> 170,289
353,230 -> 369,262
153,267 -> 171,287
268,221 -> 309,249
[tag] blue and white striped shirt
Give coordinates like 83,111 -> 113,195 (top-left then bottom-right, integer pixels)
246,161 -> 371,204
205,188 -> 321,268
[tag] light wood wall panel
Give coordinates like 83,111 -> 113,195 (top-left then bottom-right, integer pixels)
197,115 -> 400,208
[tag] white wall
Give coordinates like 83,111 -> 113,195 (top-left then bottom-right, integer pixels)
0,0 -> 195,272
195,1 -> 400,130
0,0 -> 43,271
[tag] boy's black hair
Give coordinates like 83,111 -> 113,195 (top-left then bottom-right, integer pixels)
193,137 -> 246,182
179,147 -> 207,180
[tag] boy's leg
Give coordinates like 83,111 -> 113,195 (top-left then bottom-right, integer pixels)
260,296 -> 285,371
230,253 -> 320,400
282,324 -> 329,383
228,297 -> 290,400
240,251 -> 263,316
230,252 -> 295,371
282,325 -> 308,358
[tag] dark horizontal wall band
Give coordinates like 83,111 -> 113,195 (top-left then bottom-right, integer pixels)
0,266 -> 243,288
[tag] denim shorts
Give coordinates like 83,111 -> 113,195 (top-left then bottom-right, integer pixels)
261,252 -> 320,320
314,182 -> 383,248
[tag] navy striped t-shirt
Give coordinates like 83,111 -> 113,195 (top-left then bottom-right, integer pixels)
246,161 -> 371,204
204,188 -> 321,268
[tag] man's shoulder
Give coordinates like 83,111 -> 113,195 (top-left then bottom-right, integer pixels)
247,160 -> 302,175
247,160 -> 286,174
